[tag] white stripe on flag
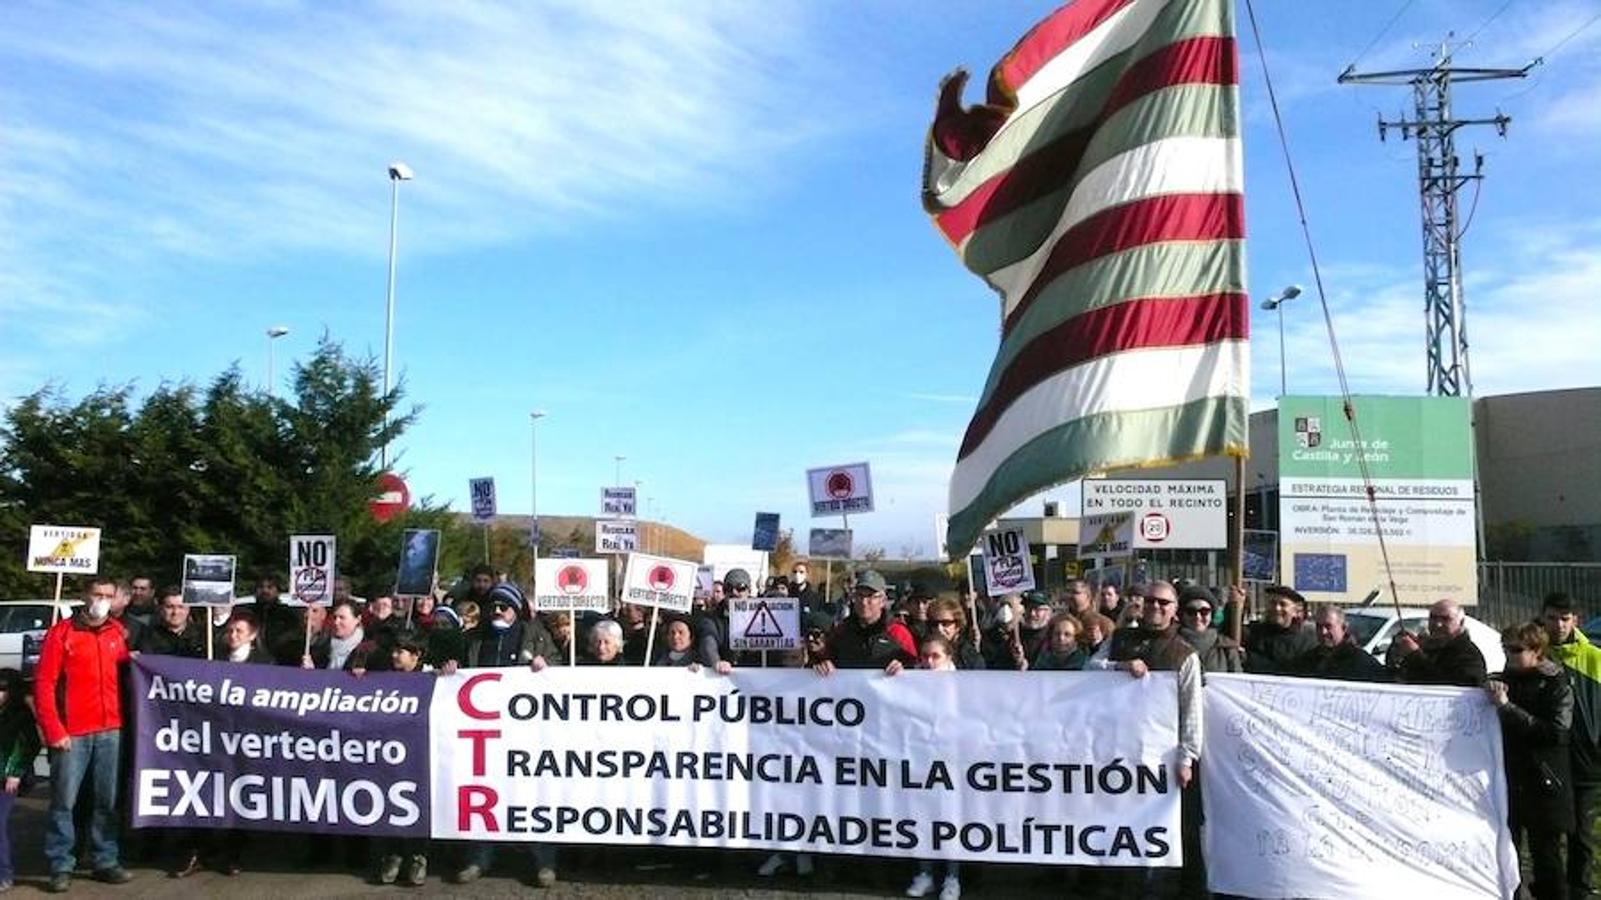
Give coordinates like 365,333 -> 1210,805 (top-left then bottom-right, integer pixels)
930,0 -> 1178,207
949,340 -> 1247,513
978,135 -> 1243,316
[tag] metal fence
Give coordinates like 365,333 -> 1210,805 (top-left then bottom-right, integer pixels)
1476,561 -> 1601,627
1084,560 -> 1601,628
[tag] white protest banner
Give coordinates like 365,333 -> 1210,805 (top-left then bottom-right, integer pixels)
602,487 -> 637,518
1081,479 -> 1226,549
469,477 -> 497,522
288,535 -> 336,606
1077,512 -> 1133,563
620,553 -> 698,612
534,559 -> 610,613
27,525 -> 102,574
729,597 -> 799,651
1203,674 -> 1518,900
431,669 -> 1181,863
596,521 -> 638,554
980,528 -> 1036,593
807,462 -> 873,516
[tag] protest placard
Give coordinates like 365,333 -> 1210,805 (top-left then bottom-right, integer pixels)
469,477 -> 497,521
27,525 -> 102,574
1242,529 -> 1278,583
808,528 -> 852,559
596,520 -> 638,554
1077,512 -> 1134,563
534,558 -> 610,613
396,529 -> 440,596
806,463 -> 873,516
288,535 -> 336,606
752,513 -> 780,552
980,528 -> 1035,593
182,554 -> 237,606
620,553 -> 698,612
729,597 -> 799,651
602,487 -> 637,517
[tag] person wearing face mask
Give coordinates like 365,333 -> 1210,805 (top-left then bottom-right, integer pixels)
788,559 -> 826,619
34,577 -> 134,892
981,593 -> 1024,670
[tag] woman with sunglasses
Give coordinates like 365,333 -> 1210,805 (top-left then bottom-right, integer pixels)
1175,586 -> 1242,674
925,598 -> 985,670
1488,621 -> 1574,900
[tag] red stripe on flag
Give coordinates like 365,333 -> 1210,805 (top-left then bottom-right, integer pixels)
993,0 -> 1138,100
1003,191 -> 1245,335
935,36 -> 1237,245
959,292 -> 1248,459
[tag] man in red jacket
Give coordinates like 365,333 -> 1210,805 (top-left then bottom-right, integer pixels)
34,577 -> 134,893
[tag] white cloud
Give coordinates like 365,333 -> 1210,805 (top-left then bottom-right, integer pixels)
0,1 -> 841,340
1260,218 -> 1601,400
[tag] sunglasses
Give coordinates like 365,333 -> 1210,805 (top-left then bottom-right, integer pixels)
933,618 -> 960,627
1184,607 -> 1212,616
1149,598 -> 1176,607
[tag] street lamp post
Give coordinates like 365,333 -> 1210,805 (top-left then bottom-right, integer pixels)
530,411 -> 546,553
265,326 -> 290,397
1259,285 -> 1303,398
381,161 -> 414,470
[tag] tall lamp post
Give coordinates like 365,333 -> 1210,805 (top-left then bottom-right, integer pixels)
1259,284 -> 1303,398
265,326 -> 290,397
381,161 -> 414,470
530,411 -> 546,552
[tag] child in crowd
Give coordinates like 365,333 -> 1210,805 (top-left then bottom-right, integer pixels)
375,637 -> 432,887
903,636 -> 962,900
0,669 -> 39,893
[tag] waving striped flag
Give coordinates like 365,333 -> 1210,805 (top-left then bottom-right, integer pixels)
926,0 -> 1249,560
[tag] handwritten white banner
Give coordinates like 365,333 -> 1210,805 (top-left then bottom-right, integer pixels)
1202,674 -> 1518,899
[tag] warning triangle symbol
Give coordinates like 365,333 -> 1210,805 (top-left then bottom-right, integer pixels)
743,601 -> 785,639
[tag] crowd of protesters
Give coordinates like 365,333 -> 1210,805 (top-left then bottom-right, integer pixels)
9,563 -> 1598,899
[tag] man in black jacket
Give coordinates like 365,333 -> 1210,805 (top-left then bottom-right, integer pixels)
137,588 -> 205,659
1244,585 -> 1317,674
1394,598 -> 1487,686
1294,605 -> 1389,682
813,570 -> 917,674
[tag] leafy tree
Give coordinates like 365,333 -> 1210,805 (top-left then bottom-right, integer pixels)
0,337 -> 465,598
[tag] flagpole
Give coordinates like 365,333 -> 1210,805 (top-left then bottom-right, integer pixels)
1230,454 -> 1247,644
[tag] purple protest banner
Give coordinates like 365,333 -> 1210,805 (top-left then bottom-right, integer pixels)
131,654 -> 435,837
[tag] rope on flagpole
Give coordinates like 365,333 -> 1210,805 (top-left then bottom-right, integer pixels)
1242,0 -> 1404,617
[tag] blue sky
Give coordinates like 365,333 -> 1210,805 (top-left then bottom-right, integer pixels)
4,0 -> 1598,556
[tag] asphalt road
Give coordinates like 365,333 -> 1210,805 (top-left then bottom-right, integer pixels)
2,794 -> 1094,898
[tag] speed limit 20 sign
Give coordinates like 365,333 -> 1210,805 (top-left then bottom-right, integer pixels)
981,528 -> 1036,593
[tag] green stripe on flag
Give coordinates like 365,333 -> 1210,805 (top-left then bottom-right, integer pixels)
962,84 -> 1241,277
977,240 -> 1245,408
946,394 -> 1247,561
934,0 -> 1231,211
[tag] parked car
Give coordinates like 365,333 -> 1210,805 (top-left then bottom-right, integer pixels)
0,600 -> 75,673
1343,606 -> 1507,675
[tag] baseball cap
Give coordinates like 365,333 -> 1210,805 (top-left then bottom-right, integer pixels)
723,568 -> 752,591
1022,590 -> 1052,608
853,570 -> 888,593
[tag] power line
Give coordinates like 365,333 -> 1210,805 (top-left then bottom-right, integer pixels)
1465,0 -> 1518,45
1539,7 -> 1601,59
1348,0 -> 1419,68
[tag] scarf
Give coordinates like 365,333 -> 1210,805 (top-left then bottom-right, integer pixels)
328,626 -> 365,670
1179,626 -> 1220,657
